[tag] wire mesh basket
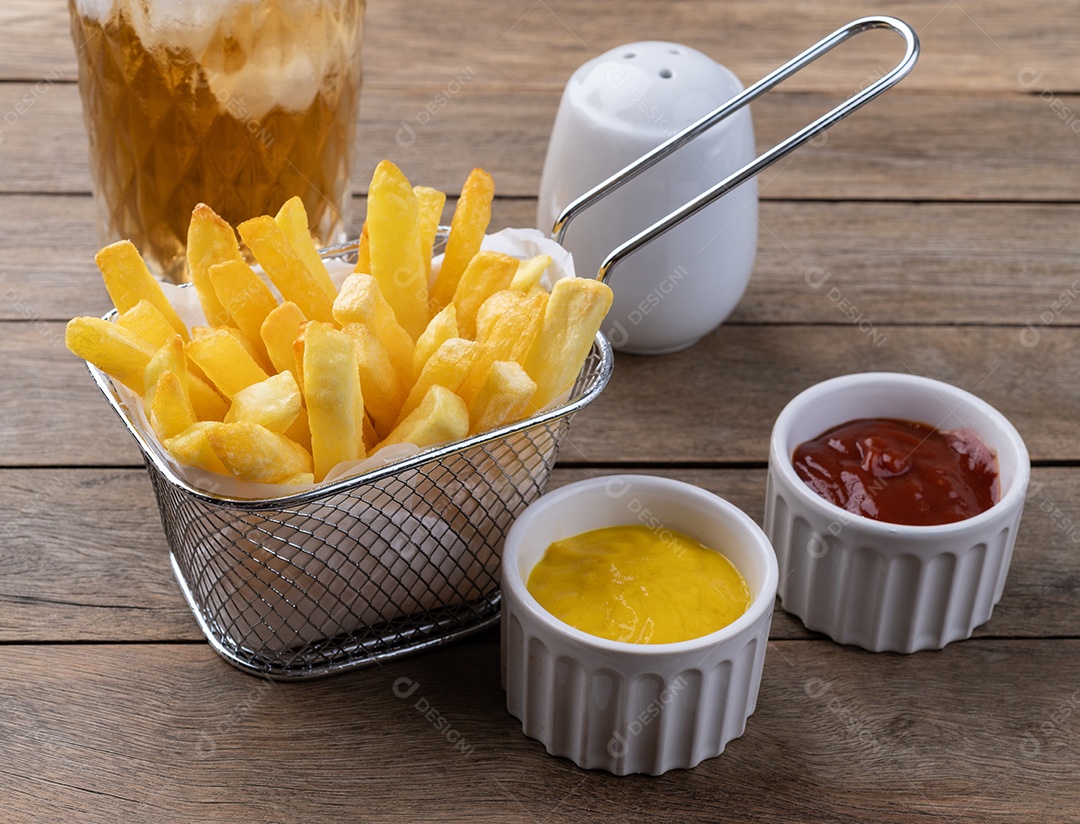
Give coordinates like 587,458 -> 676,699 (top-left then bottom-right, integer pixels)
86,237 -> 613,680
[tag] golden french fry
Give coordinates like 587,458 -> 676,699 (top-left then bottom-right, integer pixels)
429,167 -> 494,312
292,322 -> 308,391
524,278 -> 613,410
354,221 -> 371,275
393,337 -> 481,428
260,301 -> 307,378
185,328 -> 270,399
149,370 -> 197,441
477,289 -> 547,364
208,259 -> 279,358
238,215 -> 335,323
65,316 -> 155,394
164,421 -> 228,474
186,203 -> 243,327
207,421 -> 313,484
366,159 -> 429,340
376,385 -> 469,452
458,289 -> 546,405
225,371 -> 302,434
510,254 -> 551,292
451,251 -> 519,340
285,405 -> 312,452
204,324 -> 273,375
189,374 -> 228,422
457,352 -> 492,408
95,240 -> 189,341
467,360 -> 537,435
333,273 -> 415,384
76,162 -> 567,486
274,196 -> 338,302
414,184 -> 446,284
303,321 -> 366,481
475,289 -> 523,342
412,304 -> 457,377
144,335 -> 188,408
342,322 -> 408,439
116,300 -> 179,351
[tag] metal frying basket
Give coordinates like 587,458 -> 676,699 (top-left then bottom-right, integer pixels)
87,234 -> 612,680
83,16 -> 916,681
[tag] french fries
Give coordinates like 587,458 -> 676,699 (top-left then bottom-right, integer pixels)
260,301 -> 307,378
163,421 -> 227,474
96,240 -> 189,341
451,251 -> 519,341
366,160 -> 429,340
186,203 -> 244,327
341,322 -> 408,439
333,273 -> 415,384
208,259 -> 279,357
414,185 -> 446,285
238,209 -> 336,324
206,421 -> 313,484
394,337 -> 481,427
430,167 -> 494,312
376,385 -> 468,451
67,164 -> 613,490
412,304 -> 457,377
467,360 -> 536,436
66,316 -> 155,394
302,321 -> 365,482
524,278 -> 613,411
185,328 -> 269,399
116,300 -> 182,350
224,371 -> 302,434
149,370 -> 196,441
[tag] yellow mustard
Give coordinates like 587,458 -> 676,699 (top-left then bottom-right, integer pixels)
526,524 -> 750,644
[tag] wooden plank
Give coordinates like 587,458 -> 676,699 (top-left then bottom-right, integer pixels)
8,323 -> 1076,467
0,469 -> 201,642
565,325 -> 1080,466
6,0 -> 1080,93
0,466 -> 1074,642
1,84 -> 1078,201
0,639 -> 1077,821
6,194 -> 1080,327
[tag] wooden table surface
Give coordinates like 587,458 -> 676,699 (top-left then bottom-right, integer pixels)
2,1 -> 1079,821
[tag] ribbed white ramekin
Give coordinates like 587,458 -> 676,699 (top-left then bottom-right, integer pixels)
501,475 -> 778,775
764,372 -> 1030,653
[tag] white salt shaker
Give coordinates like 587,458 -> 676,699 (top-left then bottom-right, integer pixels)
537,41 -> 758,355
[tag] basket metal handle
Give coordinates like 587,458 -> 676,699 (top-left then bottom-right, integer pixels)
550,15 -> 920,283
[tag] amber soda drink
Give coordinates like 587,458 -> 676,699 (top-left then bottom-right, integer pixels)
69,0 -> 365,282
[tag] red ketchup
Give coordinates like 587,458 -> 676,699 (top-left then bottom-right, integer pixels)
791,418 -> 999,526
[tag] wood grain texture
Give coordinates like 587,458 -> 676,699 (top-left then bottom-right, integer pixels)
2,2 -> 1078,820
0,639 -> 1078,823
6,196 -> 1080,327
0,466 -> 1075,643
8,322 -> 1075,467
5,0 -> 1080,93
1,84 -> 1077,201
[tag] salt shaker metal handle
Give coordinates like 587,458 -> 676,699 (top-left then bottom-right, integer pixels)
550,15 -> 920,283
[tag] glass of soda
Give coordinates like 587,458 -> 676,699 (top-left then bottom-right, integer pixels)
68,0 -> 365,282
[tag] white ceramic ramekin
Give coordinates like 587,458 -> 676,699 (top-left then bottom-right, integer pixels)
764,372 -> 1030,653
501,475 -> 778,775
